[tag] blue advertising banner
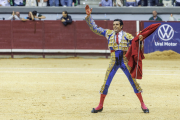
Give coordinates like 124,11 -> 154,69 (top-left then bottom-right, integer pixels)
144,22 -> 180,54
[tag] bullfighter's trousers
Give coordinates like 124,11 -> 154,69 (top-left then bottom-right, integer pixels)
100,50 -> 142,95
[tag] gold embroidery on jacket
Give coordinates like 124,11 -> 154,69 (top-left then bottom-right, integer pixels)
107,31 -> 133,51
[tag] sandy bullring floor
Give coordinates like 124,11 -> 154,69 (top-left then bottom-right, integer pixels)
0,51 -> 180,120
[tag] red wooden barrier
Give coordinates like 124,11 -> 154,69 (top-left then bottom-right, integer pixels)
0,21 -> 12,49
75,20 -> 108,50
12,21 -> 44,49
44,21 -> 76,49
0,20 -> 137,56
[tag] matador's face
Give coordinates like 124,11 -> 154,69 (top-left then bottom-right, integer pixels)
113,21 -> 123,33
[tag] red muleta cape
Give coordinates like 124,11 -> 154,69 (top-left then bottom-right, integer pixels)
125,23 -> 161,79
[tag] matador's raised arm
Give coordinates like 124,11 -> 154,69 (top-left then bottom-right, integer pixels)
85,5 -> 107,37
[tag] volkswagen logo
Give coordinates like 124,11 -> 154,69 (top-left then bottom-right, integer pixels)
158,24 -> 174,41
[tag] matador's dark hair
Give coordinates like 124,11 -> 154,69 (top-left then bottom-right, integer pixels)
114,19 -> 123,26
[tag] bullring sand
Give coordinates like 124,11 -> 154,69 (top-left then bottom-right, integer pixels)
0,50 -> 179,120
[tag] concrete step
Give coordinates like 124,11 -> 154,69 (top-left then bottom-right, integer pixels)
80,1 -> 100,5
80,0 -> 101,1
77,4 -> 99,7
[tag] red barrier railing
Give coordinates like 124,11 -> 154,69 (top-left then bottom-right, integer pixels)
44,21 -> 76,49
0,20 -> 137,57
76,20 -> 108,50
12,21 -> 44,49
0,21 -> 11,49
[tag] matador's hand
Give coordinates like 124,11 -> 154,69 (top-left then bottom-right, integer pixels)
139,35 -> 143,41
85,5 -> 92,16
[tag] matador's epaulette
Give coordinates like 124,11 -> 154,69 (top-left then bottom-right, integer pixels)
106,30 -> 114,35
126,33 -> 134,40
